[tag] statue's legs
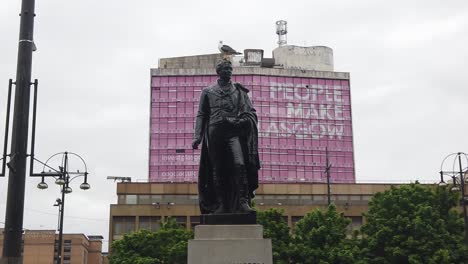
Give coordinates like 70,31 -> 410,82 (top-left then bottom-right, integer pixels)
237,165 -> 255,213
212,166 -> 227,214
208,124 -> 254,214
226,136 -> 255,213
208,125 -> 228,214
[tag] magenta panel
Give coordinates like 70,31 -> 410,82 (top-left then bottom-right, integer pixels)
149,74 -> 355,183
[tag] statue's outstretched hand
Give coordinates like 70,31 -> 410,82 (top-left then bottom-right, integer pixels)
192,138 -> 201,149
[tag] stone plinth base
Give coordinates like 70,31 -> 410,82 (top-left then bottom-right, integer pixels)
188,225 -> 273,264
200,211 -> 256,225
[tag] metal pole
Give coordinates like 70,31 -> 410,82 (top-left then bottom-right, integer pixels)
56,153 -> 68,264
326,147 -> 331,206
56,188 -> 65,264
457,153 -> 468,244
2,0 -> 36,262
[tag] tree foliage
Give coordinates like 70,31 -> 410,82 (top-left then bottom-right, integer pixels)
289,204 -> 360,264
110,217 -> 193,264
360,183 -> 468,264
257,208 -> 291,263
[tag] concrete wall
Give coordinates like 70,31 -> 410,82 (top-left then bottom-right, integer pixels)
158,54 -> 223,69
116,182 -> 394,195
88,240 -> 103,264
273,45 -> 334,71
152,66 -> 349,80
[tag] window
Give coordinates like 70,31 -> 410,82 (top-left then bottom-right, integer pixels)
138,195 -> 151,204
113,216 -> 136,236
171,216 -> 187,228
63,254 -> 71,264
346,216 -> 363,234
190,216 -> 200,229
125,195 -> 137,204
291,216 -> 303,226
139,216 -> 162,232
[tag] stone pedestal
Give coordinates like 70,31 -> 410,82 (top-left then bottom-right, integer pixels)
188,225 -> 273,264
200,212 -> 256,225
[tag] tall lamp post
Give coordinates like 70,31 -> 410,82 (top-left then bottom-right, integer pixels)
0,0 -> 37,262
438,152 -> 468,244
36,151 -> 90,264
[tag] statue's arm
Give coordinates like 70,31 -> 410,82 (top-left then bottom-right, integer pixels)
192,90 -> 209,149
227,89 -> 257,128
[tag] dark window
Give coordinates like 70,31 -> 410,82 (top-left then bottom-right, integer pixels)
167,216 -> 187,228
139,216 -> 162,232
346,216 -> 363,233
190,216 -> 200,229
113,216 -> 136,235
291,216 -> 303,226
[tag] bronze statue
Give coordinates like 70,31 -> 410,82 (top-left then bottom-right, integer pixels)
192,60 -> 260,214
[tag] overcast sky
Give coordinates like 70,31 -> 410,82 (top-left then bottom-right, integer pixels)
1,0 -> 467,251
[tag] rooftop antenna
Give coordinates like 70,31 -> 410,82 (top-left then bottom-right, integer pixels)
276,20 -> 288,46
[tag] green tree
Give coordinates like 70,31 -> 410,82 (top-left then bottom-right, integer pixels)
110,217 -> 193,264
290,204 -> 360,264
257,208 -> 291,263
360,183 -> 468,264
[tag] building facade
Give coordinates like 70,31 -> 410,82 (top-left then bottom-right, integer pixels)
150,48 -> 355,183
0,230 -> 104,264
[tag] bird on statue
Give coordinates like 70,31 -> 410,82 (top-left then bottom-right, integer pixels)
218,40 -> 242,59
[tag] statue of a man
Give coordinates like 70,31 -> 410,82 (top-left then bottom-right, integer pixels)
192,60 -> 260,214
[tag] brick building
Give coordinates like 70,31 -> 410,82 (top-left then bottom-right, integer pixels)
0,230 -> 104,264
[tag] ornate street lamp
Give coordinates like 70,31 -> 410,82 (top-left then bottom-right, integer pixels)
438,152 -> 468,244
35,151 -> 90,264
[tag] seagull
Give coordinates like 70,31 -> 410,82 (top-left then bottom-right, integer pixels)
218,41 -> 242,56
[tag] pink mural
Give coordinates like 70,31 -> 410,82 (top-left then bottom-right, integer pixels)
150,74 -> 355,183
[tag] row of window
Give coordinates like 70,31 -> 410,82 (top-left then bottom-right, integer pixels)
152,75 -> 349,88
148,171 -> 355,183
149,133 -> 355,145
117,194 -> 373,205
152,97 -> 352,107
152,80 -> 350,89
150,133 -> 354,144
151,104 -> 352,117
152,101 -> 351,109
149,154 -> 353,164
112,214 -> 362,239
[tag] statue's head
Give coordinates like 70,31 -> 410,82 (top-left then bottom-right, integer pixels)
216,60 -> 233,81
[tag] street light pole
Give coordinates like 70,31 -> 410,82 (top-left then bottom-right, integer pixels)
439,152 -> 468,244
55,189 -> 65,264
55,169 -> 67,264
35,152 -> 89,264
457,154 -> 468,244
325,147 -> 332,206
53,198 -> 63,264
2,0 -> 36,262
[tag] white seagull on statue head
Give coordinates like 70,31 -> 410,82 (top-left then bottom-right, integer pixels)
218,41 -> 242,57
